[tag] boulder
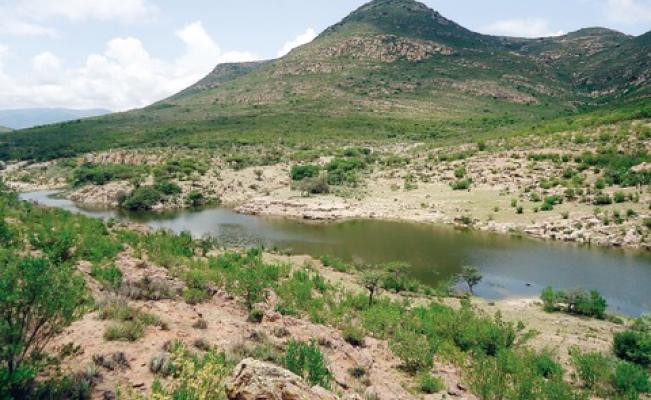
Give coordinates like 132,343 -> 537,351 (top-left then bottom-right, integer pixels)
227,358 -> 338,400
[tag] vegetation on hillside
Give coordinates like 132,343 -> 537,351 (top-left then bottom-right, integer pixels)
1,183 -> 648,399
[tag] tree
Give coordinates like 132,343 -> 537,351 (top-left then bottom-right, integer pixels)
0,257 -> 87,398
459,266 -> 482,295
361,270 -> 383,307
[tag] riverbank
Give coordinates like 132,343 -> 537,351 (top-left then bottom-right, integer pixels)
3,120 -> 650,251
6,159 -> 649,252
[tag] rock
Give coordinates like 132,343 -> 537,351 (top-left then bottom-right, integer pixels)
226,358 -> 338,400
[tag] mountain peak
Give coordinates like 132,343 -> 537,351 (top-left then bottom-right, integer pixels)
320,0 -> 484,46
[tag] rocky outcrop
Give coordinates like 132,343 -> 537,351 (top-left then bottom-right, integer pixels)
322,34 -> 453,62
69,181 -> 132,207
226,358 -> 339,400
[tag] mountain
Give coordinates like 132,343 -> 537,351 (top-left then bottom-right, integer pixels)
1,0 -> 649,161
0,126 -> 12,133
0,108 -> 111,130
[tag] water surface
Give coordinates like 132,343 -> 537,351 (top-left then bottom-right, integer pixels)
21,190 -> 651,316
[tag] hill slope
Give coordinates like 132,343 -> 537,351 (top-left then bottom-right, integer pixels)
1,0 -> 649,161
0,126 -> 12,133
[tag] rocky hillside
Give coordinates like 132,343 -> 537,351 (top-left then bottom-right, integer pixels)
1,0 -> 649,161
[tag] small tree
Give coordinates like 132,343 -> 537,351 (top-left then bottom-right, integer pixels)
361,270 -> 383,307
459,266 -> 482,294
0,257 -> 87,397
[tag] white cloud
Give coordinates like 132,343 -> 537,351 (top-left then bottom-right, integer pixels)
277,28 -> 317,57
484,18 -> 565,38
0,0 -> 156,37
0,21 -> 261,111
604,0 -> 651,24
32,52 -> 63,83
16,0 -> 156,22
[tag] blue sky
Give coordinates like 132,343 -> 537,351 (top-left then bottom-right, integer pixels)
1,0 -> 650,111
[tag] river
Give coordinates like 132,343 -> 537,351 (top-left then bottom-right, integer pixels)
20,190 -> 651,316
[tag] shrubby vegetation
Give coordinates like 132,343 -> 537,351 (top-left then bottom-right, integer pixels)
541,287 -> 608,319
1,186 -> 647,400
71,163 -> 148,187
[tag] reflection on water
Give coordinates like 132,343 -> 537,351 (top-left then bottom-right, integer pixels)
20,190 -> 651,316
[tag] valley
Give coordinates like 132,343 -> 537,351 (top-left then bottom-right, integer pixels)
0,0 -> 650,399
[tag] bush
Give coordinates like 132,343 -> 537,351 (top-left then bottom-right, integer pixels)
154,180 -> 182,196
419,374 -> 445,394
451,179 -> 471,190
613,362 -> 650,399
103,321 -> 145,342
185,191 -> 205,207
90,264 -> 123,291
326,157 -> 365,185
72,163 -> 144,187
594,194 -> 613,205
183,288 -> 211,305
284,340 -> 330,388
571,350 -> 613,390
614,329 -> 651,366
390,329 -> 433,374
120,186 -> 163,211
248,309 -> 264,323
0,257 -> 87,398
342,324 -> 366,347
298,174 -> 330,194
348,365 -> 367,379
614,191 -> 627,203
291,164 -> 320,181
541,287 -> 557,312
539,287 -> 607,319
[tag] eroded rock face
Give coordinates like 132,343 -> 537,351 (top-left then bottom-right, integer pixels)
226,358 -> 339,400
322,34 -> 453,62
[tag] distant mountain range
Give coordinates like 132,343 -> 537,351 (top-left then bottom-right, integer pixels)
0,108 -> 111,130
1,0 -> 649,161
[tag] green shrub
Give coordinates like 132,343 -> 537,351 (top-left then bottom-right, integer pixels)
541,287 -> 557,312
298,174 -> 329,194
614,329 -> 651,366
154,180 -> 182,195
614,191 -> 627,203
613,362 -> 650,399
284,340 -> 330,388
291,164 -> 320,181
319,255 -> 349,272
183,288 -> 211,305
120,186 -> 163,211
326,157 -> 365,185
185,191 -> 205,207
103,321 -> 145,342
571,350 -> 613,390
390,329 -> 433,374
594,194 -> 613,205
0,257 -> 87,398
540,287 -> 607,319
454,166 -> 466,179
419,373 -> 445,394
72,163 -> 145,187
451,179 -> 471,190
248,309 -> 264,323
342,324 -> 366,347
90,264 -> 123,291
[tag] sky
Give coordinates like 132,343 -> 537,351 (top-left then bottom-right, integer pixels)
0,0 -> 650,112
